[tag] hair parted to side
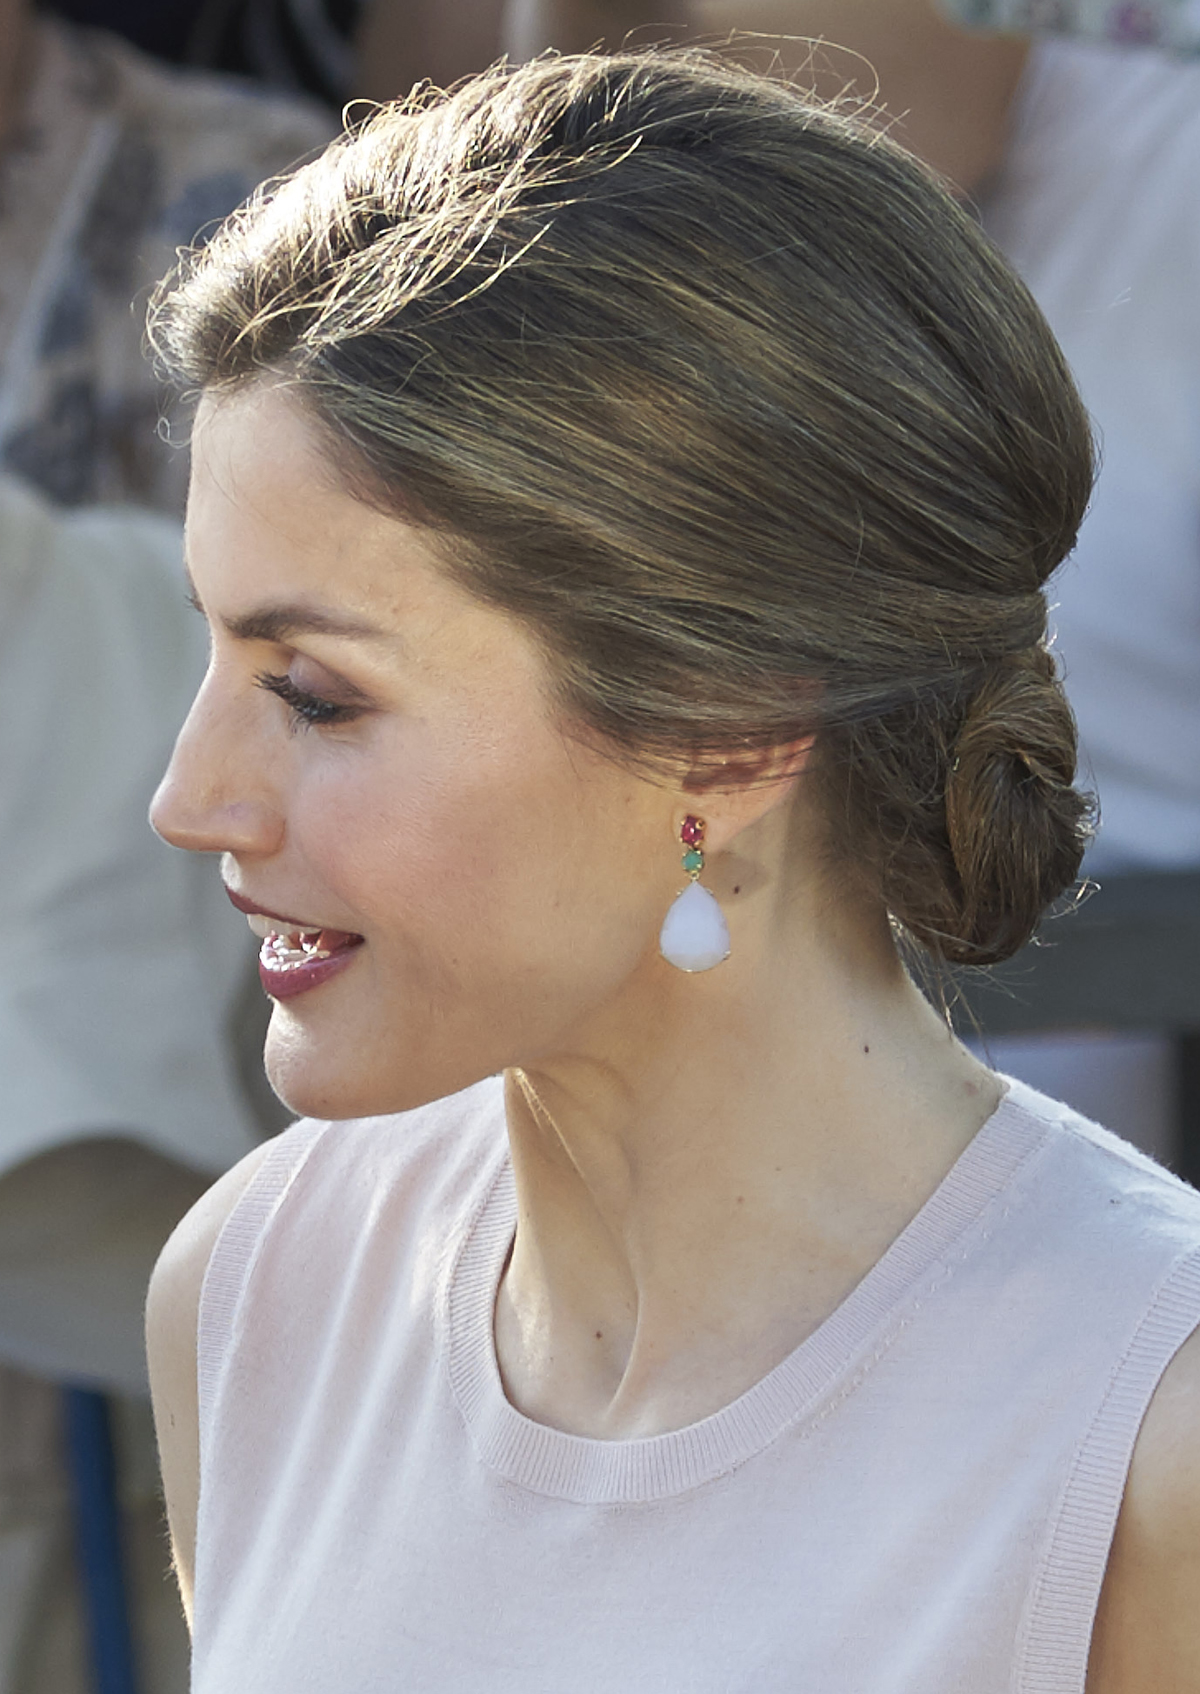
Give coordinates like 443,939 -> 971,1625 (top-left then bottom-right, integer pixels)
148,48 -> 1097,966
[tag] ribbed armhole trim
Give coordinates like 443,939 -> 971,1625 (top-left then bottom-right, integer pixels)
1017,1246 -> 1200,1693
197,1120 -> 329,1447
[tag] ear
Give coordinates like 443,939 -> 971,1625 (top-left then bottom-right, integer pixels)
675,735 -> 815,854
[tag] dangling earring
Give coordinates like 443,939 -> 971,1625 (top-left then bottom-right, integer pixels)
658,815 -> 731,973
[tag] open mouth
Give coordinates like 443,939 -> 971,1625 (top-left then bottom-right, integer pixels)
247,915 -> 363,972
225,887 -> 365,994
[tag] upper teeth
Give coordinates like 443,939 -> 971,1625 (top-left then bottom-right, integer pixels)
261,932 -> 331,968
245,912 -> 321,943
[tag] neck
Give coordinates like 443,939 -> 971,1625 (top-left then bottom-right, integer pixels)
495,839 -> 1002,1440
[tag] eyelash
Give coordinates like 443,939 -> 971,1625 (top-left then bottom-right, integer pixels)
255,671 -> 361,732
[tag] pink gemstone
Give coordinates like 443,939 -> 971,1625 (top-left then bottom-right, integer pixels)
681,816 -> 704,847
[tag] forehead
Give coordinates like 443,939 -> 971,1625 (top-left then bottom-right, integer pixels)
190,385 -> 492,636
189,385 -> 431,609
187,383 -> 555,706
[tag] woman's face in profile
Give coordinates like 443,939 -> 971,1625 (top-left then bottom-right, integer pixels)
152,385 -> 679,1120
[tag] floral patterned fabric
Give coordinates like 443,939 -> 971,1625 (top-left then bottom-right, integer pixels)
0,15 -> 332,514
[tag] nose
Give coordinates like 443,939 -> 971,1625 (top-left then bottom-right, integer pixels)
150,668 -> 285,858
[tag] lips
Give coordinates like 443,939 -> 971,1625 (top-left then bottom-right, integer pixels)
224,885 -> 364,1000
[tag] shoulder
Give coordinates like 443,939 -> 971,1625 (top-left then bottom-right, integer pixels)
146,1137 -> 280,1622
147,1135 -> 279,1356
243,1079 -> 508,1255
146,1079 -> 506,1612
995,1082 -> 1200,1691
1005,1078 -> 1200,1216
1088,1320 -> 1200,1692
146,1108 -> 338,1430
1003,1078 -> 1200,1230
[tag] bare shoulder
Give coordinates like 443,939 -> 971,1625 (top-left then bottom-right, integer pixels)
1087,1322 -> 1200,1693
145,1139 -> 276,1625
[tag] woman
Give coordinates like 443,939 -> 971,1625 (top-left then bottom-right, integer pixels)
145,51 -> 1200,1691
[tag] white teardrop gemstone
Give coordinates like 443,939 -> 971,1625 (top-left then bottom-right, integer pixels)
659,881 -> 731,973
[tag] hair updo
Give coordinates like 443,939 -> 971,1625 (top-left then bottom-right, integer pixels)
148,48 -> 1096,965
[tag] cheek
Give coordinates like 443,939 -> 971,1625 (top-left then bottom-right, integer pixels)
292,760 -> 497,933
288,727 -> 666,985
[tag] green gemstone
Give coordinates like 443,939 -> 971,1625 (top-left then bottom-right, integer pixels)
681,847 -> 704,873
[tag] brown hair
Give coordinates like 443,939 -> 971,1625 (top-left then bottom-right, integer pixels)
148,49 -> 1096,964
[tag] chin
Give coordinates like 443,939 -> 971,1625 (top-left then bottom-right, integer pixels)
262,1017 -> 380,1121
264,1044 -> 402,1124
262,1010 -> 496,1123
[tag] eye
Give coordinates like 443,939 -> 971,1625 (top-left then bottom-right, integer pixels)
255,671 -> 364,732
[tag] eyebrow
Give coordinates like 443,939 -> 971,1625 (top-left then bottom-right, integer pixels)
184,564 -> 390,644
223,603 -> 390,643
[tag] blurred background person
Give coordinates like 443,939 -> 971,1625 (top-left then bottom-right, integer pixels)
42,0 -> 506,113
0,5 -> 331,1689
61,0 -> 1200,110
39,0 -> 363,105
939,0 -> 1200,52
0,3 -> 329,507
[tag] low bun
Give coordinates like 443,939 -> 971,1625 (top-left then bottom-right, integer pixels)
940,649 -> 1094,963
820,647 -> 1096,967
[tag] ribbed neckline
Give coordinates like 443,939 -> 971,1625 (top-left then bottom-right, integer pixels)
444,1086 -> 1049,1504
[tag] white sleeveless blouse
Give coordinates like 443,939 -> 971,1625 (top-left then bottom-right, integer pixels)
192,1077 -> 1200,1692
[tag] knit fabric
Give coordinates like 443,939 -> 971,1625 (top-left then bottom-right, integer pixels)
193,1077 -> 1200,1692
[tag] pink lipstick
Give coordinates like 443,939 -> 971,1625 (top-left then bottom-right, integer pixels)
224,885 -> 365,1000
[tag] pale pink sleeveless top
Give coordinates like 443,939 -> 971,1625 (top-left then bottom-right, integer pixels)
193,1077 -> 1200,1692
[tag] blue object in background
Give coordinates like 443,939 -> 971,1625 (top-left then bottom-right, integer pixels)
62,1387 -> 141,1694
